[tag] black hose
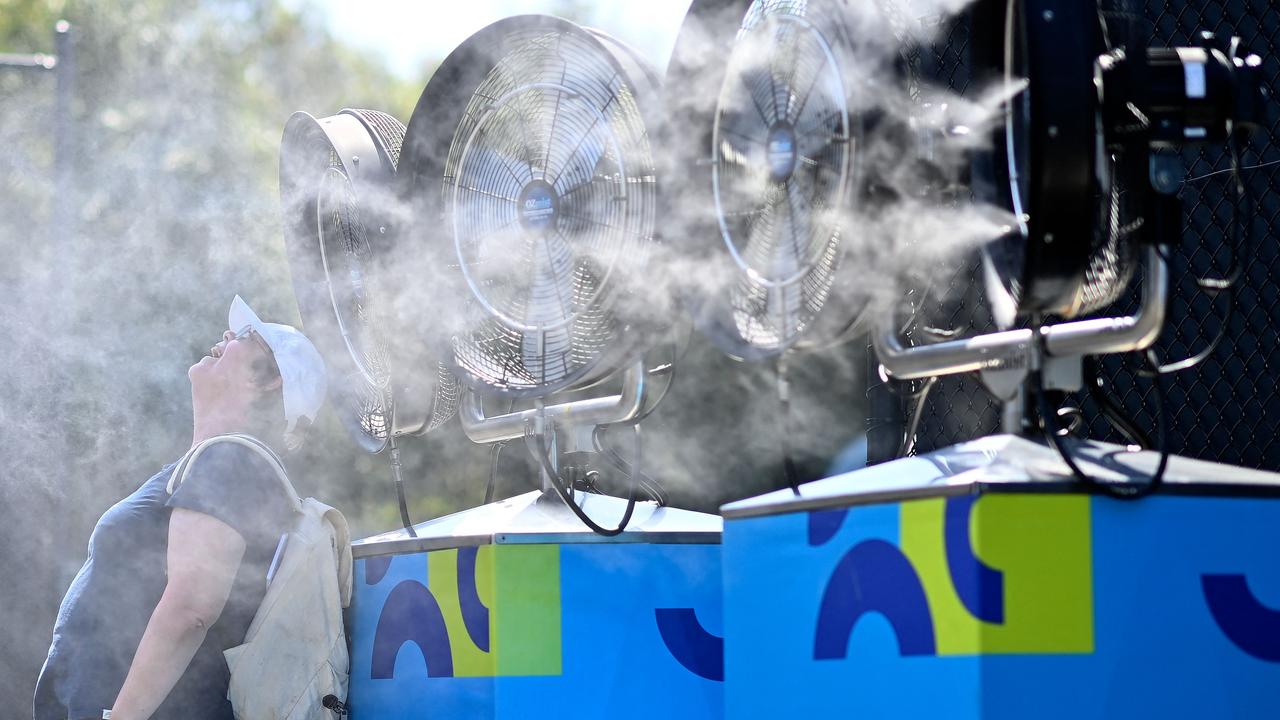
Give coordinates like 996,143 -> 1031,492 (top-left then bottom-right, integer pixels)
389,440 -> 417,537
1084,356 -> 1153,448
528,420 -> 639,537
1144,134 -> 1249,376
1034,349 -> 1167,500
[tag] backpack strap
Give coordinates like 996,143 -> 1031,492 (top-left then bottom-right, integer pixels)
309,499 -> 355,607
167,434 -> 303,515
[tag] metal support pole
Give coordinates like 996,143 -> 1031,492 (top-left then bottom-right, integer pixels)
52,21 -> 75,251
866,340 -> 903,465
0,22 -> 71,248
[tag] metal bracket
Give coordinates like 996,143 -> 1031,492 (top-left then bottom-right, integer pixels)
979,362 -> 1029,403
1042,353 -> 1084,393
459,361 -> 647,444
875,247 -> 1168,382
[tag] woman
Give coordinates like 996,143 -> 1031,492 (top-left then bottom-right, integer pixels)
34,296 -> 327,720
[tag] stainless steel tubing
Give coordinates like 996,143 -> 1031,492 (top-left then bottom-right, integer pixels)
460,362 -> 647,443
1041,247 -> 1169,357
874,248 -> 1168,381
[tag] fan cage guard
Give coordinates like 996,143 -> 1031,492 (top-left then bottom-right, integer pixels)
670,0 -> 869,359
983,0 -> 1140,325
412,17 -> 659,398
316,161 -> 396,439
282,109 -> 459,453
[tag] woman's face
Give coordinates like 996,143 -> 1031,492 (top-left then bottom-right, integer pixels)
188,327 -> 275,400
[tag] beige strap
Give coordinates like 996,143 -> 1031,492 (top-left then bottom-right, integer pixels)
166,434 -> 303,514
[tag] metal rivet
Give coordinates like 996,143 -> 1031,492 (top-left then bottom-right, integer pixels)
1048,125 -> 1059,138
1043,9 -> 1054,21
351,155 -> 360,165
1044,233 -> 1055,244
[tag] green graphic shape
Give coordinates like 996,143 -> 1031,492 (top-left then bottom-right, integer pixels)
426,544 -> 562,677
900,494 -> 1093,655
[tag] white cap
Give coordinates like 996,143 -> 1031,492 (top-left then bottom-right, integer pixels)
228,295 -> 327,442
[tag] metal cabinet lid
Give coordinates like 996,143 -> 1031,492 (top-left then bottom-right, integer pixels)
354,489 -> 723,558
721,434 -> 1280,520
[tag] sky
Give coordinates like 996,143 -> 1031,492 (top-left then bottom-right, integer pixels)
284,0 -> 696,80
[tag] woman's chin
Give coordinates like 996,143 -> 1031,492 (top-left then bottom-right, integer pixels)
188,355 -> 214,379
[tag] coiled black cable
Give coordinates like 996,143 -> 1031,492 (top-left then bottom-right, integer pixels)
1144,135 -> 1249,376
1084,356 -> 1153,448
1034,330 -> 1168,500
527,419 -> 640,537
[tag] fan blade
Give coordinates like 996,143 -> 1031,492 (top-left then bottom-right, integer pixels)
548,105 -> 609,191
785,31 -> 835,126
519,229 -> 576,381
768,15 -> 803,121
715,121 -> 774,234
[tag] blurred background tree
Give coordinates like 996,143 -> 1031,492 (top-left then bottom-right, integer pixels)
0,0 -> 867,710
0,0 -> 432,705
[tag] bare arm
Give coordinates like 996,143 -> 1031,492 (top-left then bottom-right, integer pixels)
109,508 -> 246,720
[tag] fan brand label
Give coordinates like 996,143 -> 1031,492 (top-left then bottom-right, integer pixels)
523,197 -> 554,224
518,181 -> 558,231
525,197 -> 554,214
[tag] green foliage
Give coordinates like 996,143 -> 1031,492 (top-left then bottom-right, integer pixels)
0,0 -> 440,708
0,0 -> 63,51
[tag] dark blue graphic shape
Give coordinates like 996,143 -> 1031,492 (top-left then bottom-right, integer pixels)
814,539 -> 936,658
1203,574 -> 1280,662
371,580 -> 454,678
944,496 -> 1004,624
655,608 -> 725,681
365,555 -> 392,585
457,546 -> 491,652
808,508 -> 851,546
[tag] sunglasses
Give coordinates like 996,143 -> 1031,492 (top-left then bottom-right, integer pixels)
232,325 -> 274,357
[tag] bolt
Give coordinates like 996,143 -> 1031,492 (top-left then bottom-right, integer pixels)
351,155 -> 360,165
1042,9 -> 1054,21
1048,125 -> 1059,138
1044,233 -> 1055,244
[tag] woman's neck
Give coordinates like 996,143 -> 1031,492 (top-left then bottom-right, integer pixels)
190,402 -> 255,448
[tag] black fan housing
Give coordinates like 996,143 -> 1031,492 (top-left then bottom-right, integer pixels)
280,109 -> 459,452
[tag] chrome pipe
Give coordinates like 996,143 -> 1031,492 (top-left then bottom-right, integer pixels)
874,324 -> 1035,380
875,248 -> 1168,381
460,362 -> 647,444
1041,247 -> 1168,357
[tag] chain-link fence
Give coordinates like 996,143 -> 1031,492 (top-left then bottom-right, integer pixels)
912,0 -> 1280,471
